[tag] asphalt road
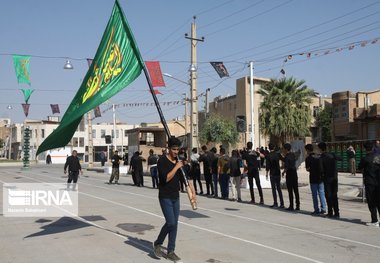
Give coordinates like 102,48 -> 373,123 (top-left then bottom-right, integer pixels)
0,164 -> 379,263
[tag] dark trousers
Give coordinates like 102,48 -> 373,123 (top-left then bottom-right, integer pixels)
286,170 -> 299,209
67,171 -> 79,183
270,176 -> 284,206
192,168 -> 203,194
204,171 -> 214,195
324,179 -> 339,216
150,167 -> 159,188
219,173 -> 229,198
248,169 -> 263,202
155,198 -> 180,253
131,170 -> 137,185
136,169 -> 144,186
365,184 -> 380,223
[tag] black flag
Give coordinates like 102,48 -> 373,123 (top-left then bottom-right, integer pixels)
94,106 -> 102,118
50,104 -> 60,114
210,62 -> 229,78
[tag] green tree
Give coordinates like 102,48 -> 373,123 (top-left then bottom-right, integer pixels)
199,114 -> 239,146
0,138 -> 3,150
315,104 -> 332,142
257,77 -> 316,145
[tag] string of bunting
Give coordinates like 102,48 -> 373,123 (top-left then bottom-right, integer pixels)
279,37 -> 379,75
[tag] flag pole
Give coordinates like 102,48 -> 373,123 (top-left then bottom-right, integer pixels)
142,67 -> 171,138
142,66 -> 197,210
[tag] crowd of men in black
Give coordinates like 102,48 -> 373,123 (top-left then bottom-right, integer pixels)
102,140 -> 380,226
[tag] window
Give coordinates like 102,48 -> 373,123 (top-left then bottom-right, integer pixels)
116,130 -> 119,138
79,137 -> 84,147
333,107 -> 339,118
92,129 -> 96,138
124,130 -> 128,137
73,137 -> 79,147
101,129 -> 106,138
41,129 -> 45,138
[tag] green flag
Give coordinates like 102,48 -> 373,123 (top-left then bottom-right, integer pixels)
21,89 -> 34,104
13,55 -> 31,85
37,0 -> 144,155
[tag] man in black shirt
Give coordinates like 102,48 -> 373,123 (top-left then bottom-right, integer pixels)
109,150 -> 122,184
199,145 -> 214,196
266,143 -> 284,208
358,141 -> 380,226
243,142 -> 264,204
318,142 -> 342,218
147,149 -> 159,188
281,143 -> 300,211
64,150 -> 82,191
305,144 -> 326,215
153,137 -> 184,262
130,151 -> 145,187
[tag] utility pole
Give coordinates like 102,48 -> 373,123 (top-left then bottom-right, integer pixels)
205,88 -> 210,114
88,111 -> 93,168
185,16 -> 204,151
249,61 -> 255,149
183,93 -> 188,135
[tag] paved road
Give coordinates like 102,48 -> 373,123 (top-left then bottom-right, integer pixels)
0,164 -> 379,263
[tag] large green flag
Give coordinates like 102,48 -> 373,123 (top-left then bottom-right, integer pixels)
37,0 -> 144,155
13,55 -> 31,85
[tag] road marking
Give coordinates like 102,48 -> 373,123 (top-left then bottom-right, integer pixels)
0,171 -> 324,262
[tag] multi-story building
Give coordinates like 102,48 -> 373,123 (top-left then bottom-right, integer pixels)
332,90 -> 380,141
3,116 -> 137,163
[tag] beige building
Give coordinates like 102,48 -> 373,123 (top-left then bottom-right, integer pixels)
208,76 -> 270,150
332,90 -> 380,141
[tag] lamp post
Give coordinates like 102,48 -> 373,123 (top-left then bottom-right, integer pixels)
6,105 -> 12,160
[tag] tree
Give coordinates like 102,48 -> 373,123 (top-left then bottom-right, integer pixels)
199,114 -> 239,147
0,138 -> 3,150
257,77 -> 316,145
315,104 -> 332,142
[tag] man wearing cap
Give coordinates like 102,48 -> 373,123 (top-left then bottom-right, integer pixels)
109,150 -> 122,184
153,137 -> 185,262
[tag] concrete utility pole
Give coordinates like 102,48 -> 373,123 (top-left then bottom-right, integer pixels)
249,61 -> 255,149
205,88 -> 210,114
112,103 -> 117,151
183,93 -> 188,135
185,16 -> 204,151
88,111 -> 93,168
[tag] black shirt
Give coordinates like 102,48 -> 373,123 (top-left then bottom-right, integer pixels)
64,156 -> 81,172
265,151 -> 281,177
158,155 -> 184,199
281,152 -> 297,172
111,154 -> 122,168
358,152 -> 380,186
199,151 -> 211,175
320,152 -> 342,182
305,153 -> 323,184
242,150 -> 260,171
210,152 -> 218,175
148,154 -> 159,165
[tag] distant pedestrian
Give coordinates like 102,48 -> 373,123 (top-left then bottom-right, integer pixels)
243,142 -> 264,204
265,143 -> 284,208
130,151 -> 145,187
100,151 -> 106,166
281,143 -> 300,211
347,145 -> 356,176
358,141 -> 380,227
218,147 -> 230,199
109,150 -> 122,184
64,150 -> 82,191
229,150 -> 242,202
318,142 -> 342,218
305,144 -> 326,215
199,145 -> 214,196
123,151 -> 129,165
210,147 -> 219,198
46,154 -> 52,164
190,148 -> 203,195
148,149 -> 159,188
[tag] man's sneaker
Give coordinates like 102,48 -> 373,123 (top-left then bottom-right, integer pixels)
153,243 -> 163,258
167,251 -> 181,262
366,221 -> 379,227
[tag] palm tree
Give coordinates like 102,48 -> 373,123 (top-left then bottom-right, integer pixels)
257,77 -> 315,145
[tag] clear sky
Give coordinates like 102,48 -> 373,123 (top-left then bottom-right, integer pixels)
1,0 -> 380,124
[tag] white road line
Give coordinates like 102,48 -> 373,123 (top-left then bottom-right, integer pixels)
1,172 -> 324,263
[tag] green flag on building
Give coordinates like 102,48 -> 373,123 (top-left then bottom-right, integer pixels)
13,55 -> 31,85
37,0 -> 144,155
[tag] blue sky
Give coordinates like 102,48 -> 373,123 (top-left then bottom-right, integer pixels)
1,0 -> 380,124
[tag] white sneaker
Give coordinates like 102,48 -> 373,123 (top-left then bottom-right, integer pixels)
365,221 -> 379,227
